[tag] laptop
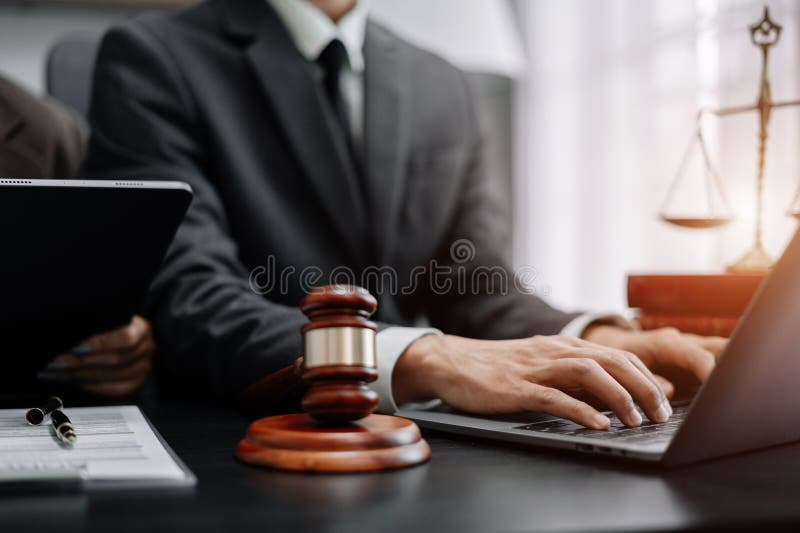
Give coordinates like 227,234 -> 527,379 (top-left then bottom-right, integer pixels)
399,229 -> 800,466
0,179 -> 192,389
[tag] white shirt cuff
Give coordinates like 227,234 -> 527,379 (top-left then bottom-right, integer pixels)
372,326 -> 442,414
560,310 -> 638,338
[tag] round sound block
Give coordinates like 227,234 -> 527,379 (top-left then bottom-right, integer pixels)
236,413 -> 431,473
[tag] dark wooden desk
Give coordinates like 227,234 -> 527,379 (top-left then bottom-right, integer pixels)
2,393 -> 800,533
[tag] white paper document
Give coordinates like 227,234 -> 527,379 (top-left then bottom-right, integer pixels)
0,405 -> 195,488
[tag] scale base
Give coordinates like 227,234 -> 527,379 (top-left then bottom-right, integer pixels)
726,243 -> 774,273
236,413 -> 431,473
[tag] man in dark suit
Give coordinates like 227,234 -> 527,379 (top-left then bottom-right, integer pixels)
0,74 -> 156,397
85,0 -> 725,429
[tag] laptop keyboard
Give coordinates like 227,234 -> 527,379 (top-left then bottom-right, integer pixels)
513,404 -> 689,446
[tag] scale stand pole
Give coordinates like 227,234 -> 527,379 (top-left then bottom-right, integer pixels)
727,6 -> 781,273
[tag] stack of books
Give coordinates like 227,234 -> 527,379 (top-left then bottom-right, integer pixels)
627,274 -> 766,337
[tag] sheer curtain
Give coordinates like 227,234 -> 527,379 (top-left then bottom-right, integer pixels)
513,0 -> 800,311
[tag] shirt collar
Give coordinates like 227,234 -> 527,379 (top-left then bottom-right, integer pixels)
266,0 -> 368,72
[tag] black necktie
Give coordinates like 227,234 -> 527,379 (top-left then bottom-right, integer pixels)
317,39 -> 356,157
317,39 -> 372,236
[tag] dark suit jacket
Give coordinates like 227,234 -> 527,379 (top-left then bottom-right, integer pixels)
85,0 -> 580,399
0,76 -> 85,179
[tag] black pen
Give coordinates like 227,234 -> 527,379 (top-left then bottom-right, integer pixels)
25,396 -> 64,425
51,409 -> 77,445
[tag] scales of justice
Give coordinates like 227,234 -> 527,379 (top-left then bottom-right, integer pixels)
660,6 -> 800,273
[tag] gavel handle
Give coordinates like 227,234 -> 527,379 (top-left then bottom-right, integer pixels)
238,358 -> 304,411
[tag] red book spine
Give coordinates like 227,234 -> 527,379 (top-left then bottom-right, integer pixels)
627,274 -> 764,315
637,313 -> 739,337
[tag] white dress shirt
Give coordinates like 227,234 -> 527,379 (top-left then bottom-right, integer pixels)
266,0 -> 634,413
267,0 -> 367,152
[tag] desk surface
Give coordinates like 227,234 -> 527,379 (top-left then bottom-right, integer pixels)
2,393 -> 800,533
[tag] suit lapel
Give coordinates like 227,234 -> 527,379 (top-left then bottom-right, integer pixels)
363,22 -> 410,266
223,0 -> 369,265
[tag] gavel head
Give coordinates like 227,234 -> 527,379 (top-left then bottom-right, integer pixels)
299,285 -> 380,423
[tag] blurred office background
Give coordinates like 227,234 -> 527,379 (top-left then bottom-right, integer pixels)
1,0 -> 798,311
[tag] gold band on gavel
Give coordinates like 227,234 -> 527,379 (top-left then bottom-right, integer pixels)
303,327 -> 377,369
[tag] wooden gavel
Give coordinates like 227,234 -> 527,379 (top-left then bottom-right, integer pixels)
298,284 -> 380,422
236,285 -> 430,473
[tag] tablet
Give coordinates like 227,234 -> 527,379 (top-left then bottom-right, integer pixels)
0,179 -> 192,387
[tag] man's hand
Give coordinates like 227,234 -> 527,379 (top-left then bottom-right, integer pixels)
582,325 -> 727,383
38,316 -> 156,397
393,328 -> 727,430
